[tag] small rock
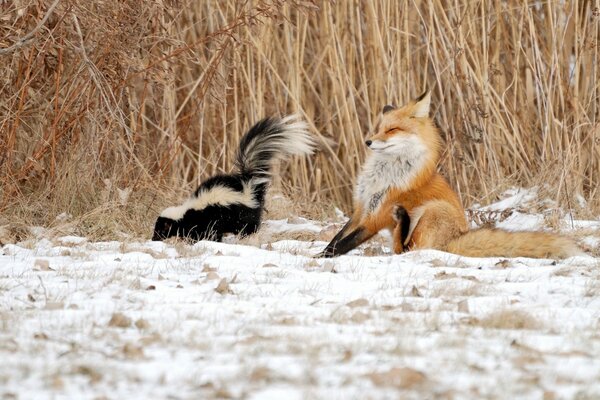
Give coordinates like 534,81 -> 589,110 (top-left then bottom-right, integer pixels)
145,285 -> 156,291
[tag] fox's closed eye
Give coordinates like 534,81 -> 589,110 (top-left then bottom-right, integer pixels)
385,128 -> 400,134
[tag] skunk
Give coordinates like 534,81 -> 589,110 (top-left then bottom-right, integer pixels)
152,115 -> 315,242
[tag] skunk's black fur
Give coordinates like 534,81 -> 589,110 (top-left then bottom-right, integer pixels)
152,115 -> 314,242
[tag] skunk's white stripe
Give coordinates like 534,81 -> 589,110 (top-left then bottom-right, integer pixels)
160,183 -> 258,221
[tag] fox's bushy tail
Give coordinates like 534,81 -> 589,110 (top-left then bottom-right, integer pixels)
445,228 -> 583,259
235,115 -> 315,179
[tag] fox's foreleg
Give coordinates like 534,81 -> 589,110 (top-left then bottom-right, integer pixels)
319,225 -> 376,258
319,205 -> 394,257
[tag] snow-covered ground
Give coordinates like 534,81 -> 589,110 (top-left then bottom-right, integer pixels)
1,189 -> 599,399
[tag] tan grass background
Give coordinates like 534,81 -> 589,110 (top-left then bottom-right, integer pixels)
1,0 -> 599,239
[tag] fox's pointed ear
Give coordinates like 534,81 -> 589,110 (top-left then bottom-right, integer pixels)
382,104 -> 396,114
412,89 -> 431,118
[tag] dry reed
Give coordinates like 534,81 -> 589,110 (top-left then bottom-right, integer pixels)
1,0 -> 598,239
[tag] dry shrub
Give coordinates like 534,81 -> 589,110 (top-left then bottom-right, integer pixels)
1,1 -> 598,239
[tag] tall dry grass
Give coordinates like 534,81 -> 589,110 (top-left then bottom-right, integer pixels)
1,0 -> 598,239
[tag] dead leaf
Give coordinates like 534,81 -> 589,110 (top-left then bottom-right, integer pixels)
122,343 -> 144,359
140,333 -> 161,346
411,286 -> 422,297
158,273 -> 166,280
342,349 -> 353,362
346,298 -> 369,308
429,258 -> 447,267
146,285 -> 156,290
27,294 -> 36,302
75,365 -> 102,383
250,366 -> 271,381
108,312 -> 132,328
135,318 -> 150,330
367,367 -> 426,388
205,271 -> 220,281
202,264 -> 216,273
277,316 -> 296,325
215,278 -> 232,295
351,311 -> 369,323
435,271 -> 458,280
458,300 -> 469,313
51,375 -> 64,390
495,259 -> 512,268
262,263 -> 278,268
34,332 -> 48,340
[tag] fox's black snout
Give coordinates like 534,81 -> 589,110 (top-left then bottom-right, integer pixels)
365,140 -> 372,147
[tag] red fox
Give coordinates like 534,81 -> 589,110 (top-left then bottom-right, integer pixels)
319,90 -> 582,259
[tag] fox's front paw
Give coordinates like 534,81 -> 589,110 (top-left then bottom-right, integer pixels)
316,250 -> 335,258
392,205 -> 408,223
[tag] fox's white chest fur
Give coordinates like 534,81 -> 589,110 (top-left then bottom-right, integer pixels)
354,139 -> 427,214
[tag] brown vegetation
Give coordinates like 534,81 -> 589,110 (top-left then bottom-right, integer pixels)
1,1 -> 598,239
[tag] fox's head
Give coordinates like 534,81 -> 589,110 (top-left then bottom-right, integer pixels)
366,90 -> 441,161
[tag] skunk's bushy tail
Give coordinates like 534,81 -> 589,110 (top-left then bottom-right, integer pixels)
235,115 -> 315,179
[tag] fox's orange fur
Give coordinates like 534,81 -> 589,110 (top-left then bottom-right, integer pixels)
319,90 -> 582,259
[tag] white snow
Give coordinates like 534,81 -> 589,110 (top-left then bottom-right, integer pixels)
1,191 -> 599,399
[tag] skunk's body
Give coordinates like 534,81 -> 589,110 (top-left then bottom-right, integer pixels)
152,115 -> 314,242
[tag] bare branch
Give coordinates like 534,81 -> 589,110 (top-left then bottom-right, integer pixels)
0,0 -> 61,56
